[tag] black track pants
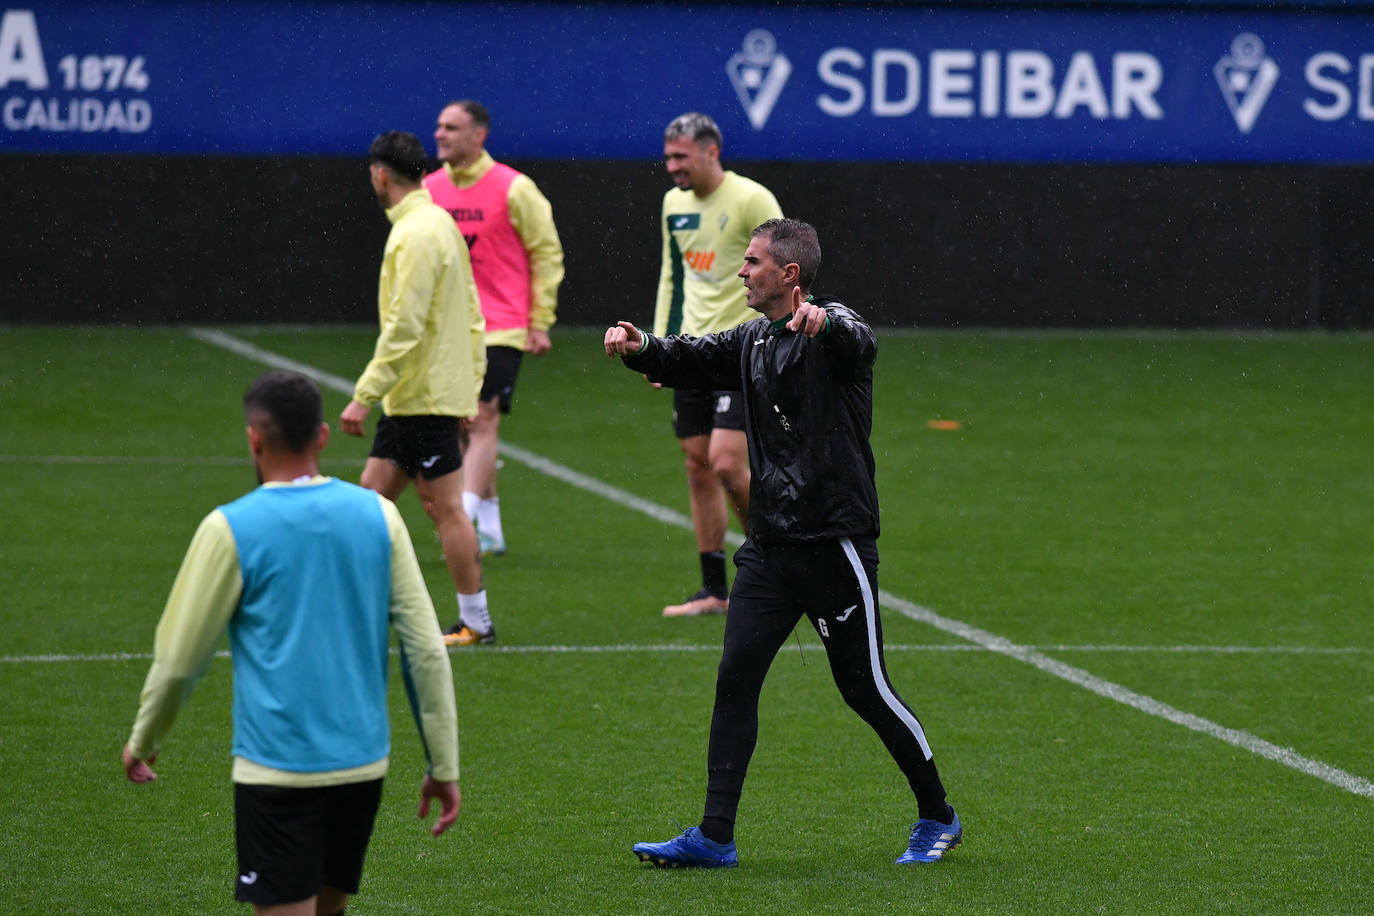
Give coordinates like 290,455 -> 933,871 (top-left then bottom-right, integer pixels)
703,537 -> 947,829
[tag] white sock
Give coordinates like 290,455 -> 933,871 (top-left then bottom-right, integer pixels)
477,497 -> 503,542
457,590 -> 492,633
461,490 -> 481,523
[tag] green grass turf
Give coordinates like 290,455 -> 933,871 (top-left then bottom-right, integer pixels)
1,325 -> 1372,914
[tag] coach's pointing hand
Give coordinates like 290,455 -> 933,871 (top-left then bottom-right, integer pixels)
787,287 -> 828,337
604,321 -> 645,357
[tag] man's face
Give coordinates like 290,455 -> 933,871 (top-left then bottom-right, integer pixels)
369,162 -> 388,209
739,233 -> 791,315
663,137 -> 716,192
434,105 -> 485,165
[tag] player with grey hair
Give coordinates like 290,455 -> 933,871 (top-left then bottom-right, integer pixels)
663,111 -> 724,148
751,217 -> 821,290
650,112 -> 783,618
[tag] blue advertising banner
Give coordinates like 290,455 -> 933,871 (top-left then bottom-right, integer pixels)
2,2 -> 1373,162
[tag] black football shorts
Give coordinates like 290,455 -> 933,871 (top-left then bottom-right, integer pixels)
233,779 -> 384,906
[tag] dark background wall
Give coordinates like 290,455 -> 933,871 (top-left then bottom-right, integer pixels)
4,154 -> 1372,328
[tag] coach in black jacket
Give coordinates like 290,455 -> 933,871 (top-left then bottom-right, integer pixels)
606,218 -> 960,869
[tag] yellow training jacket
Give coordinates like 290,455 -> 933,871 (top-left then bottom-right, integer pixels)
654,170 -> 783,338
354,189 -> 485,417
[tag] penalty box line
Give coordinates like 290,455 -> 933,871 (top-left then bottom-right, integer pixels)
187,327 -> 1374,801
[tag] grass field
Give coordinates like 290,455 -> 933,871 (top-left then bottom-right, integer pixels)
1,324 -> 1372,914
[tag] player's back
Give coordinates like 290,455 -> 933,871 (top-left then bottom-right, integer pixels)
219,479 -> 394,771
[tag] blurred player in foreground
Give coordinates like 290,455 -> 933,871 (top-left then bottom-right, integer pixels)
122,369 -> 460,914
606,218 -> 961,868
652,112 -> 782,617
343,130 -> 496,646
426,99 -> 565,557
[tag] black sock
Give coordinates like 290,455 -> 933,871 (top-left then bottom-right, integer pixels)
918,801 -> 954,825
699,816 -> 734,845
700,551 -> 727,597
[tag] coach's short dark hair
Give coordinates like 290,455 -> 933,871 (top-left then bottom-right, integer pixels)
446,99 -> 491,131
243,370 -> 323,454
753,218 -> 821,291
369,130 -> 428,181
664,112 -> 723,150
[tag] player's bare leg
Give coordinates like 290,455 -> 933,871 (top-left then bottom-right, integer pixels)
316,887 -> 349,915
461,398 -> 505,555
252,896 -> 317,915
463,399 -> 501,498
665,434 -> 731,617
416,467 -> 494,644
415,468 -> 482,594
248,882 -> 346,914
682,433 -> 727,555
709,427 -> 750,533
359,456 -> 412,503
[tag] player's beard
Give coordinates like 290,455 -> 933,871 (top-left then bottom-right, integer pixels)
253,460 -> 264,486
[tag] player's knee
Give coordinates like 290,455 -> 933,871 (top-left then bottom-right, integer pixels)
422,495 -> 463,526
683,452 -> 714,480
709,450 -> 747,484
473,402 -> 501,433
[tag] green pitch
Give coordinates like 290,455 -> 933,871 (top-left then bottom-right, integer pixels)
1,325 -> 1371,914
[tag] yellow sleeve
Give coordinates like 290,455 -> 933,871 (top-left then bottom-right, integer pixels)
653,193 -> 674,337
380,496 -> 460,782
748,184 -> 784,233
459,239 -> 487,403
127,510 -> 242,760
507,174 -> 564,333
353,231 -> 437,407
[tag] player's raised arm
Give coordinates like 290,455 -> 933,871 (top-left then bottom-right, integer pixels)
604,321 -> 645,357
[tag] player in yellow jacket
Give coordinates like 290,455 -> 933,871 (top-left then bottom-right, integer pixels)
341,130 -> 495,646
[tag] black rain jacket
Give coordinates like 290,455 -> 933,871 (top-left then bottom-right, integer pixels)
623,299 -> 880,544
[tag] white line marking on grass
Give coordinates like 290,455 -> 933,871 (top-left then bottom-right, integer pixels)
10,645 -> 1363,667
878,595 -> 1374,798
4,643 -> 1364,666
1,652 -> 178,663
0,455 -> 365,468
500,443 -> 697,531
187,328 -> 1374,800
0,646 -> 719,664
186,327 -> 359,393
0,455 -> 248,466
1036,644 -> 1368,655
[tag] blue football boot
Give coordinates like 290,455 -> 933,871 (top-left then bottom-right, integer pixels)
633,825 -> 738,868
896,807 -> 962,865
